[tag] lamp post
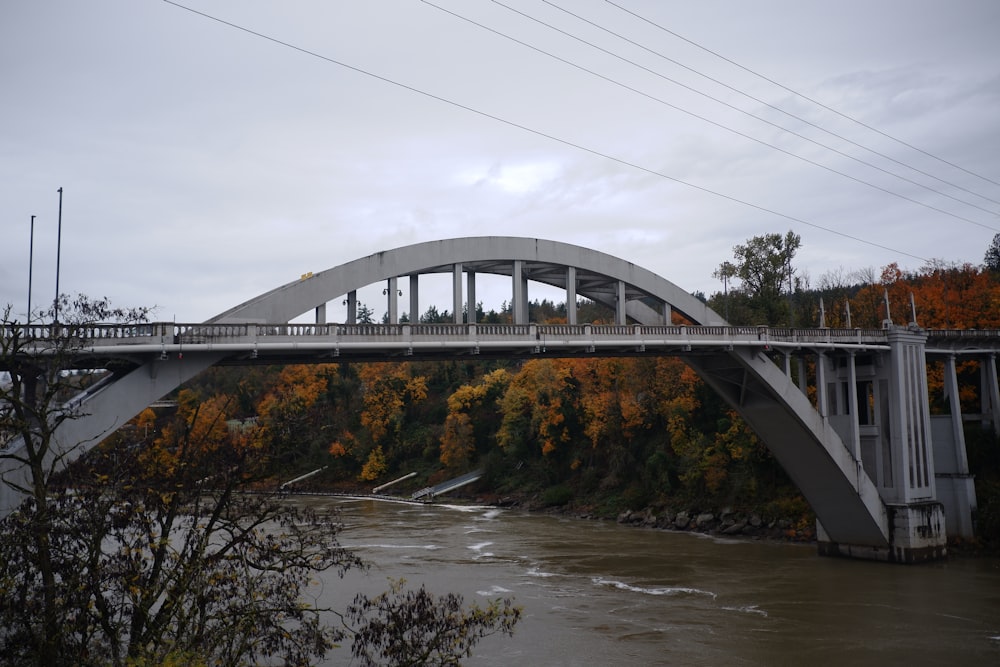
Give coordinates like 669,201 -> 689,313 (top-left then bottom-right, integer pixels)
54,187 -> 63,323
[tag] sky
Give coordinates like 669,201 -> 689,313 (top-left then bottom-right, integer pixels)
3,0 -> 999,324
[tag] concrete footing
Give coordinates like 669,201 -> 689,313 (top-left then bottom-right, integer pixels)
817,502 -> 948,564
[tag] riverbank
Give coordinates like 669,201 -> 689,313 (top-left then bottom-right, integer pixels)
281,479 -> 998,555
480,492 -> 817,543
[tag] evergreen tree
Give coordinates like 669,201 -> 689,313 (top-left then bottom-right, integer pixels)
984,233 -> 1000,272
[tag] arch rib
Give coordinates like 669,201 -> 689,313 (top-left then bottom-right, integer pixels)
209,237 -> 725,327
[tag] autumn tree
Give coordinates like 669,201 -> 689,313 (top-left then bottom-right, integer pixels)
497,359 -> 577,460
571,358 -> 651,479
255,363 -> 356,473
357,363 -> 428,480
440,368 -> 510,469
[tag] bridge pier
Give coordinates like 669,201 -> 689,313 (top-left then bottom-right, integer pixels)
820,326 -> 950,562
817,502 -> 947,563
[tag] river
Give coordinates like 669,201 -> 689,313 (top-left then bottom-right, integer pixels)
297,496 -> 1000,666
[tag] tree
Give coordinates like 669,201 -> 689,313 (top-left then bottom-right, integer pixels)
717,230 -> 801,325
0,299 -> 520,665
255,364 -> 348,472
497,359 -> 576,459
344,579 -> 521,666
440,369 -> 510,469
356,302 -> 376,324
357,362 -> 428,470
985,233 -> 1000,272
712,260 -> 738,322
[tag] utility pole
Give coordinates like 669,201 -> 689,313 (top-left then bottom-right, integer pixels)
28,214 -> 35,325
54,187 -> 63,323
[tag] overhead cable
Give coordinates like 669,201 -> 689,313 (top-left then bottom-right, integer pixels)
426,0 -> 999,233
606,0 -> 1000,190
161,0 -> 930,262
544,0 -> 1000,211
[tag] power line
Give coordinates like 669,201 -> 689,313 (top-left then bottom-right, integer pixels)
544,0 -> 1000,212
161,0 -> 930,263
606,0 -> 1000,190
426,0 -> 999,233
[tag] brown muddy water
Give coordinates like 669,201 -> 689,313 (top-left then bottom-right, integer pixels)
294,496 -> 1000,666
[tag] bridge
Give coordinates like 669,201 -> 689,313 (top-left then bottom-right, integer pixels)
1,237 -> 990,563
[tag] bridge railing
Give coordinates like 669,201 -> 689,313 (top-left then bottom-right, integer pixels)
3,322 -> 900,345
11,322 -> 960,360
1,322 -> 177,343
926,329 -> 1000,339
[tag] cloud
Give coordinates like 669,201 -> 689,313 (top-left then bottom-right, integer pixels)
2,0 -> 998,323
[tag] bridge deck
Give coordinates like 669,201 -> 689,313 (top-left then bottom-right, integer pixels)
7,322 -> 909,367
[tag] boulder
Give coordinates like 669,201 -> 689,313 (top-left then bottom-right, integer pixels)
723,521 -> 746,535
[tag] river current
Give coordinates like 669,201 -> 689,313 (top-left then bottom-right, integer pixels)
297,496 -> 1000,666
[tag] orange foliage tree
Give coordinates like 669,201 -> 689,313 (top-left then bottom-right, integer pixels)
497,359 -> 576,459
254,364 -> 344,472
357,363 -> 428,478
440,369 -> 510,469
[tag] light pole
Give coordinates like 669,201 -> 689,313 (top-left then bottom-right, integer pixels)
54,187 -> 63,323
28,214 -> 35,325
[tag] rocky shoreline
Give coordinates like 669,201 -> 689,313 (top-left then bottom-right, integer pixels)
484,493 -> 817,543
611,507 -> 815,542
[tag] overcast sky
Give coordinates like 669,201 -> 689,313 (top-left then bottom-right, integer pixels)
3,0 -> 999,324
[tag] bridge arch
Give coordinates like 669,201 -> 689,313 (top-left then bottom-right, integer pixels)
209,237 -> 727,328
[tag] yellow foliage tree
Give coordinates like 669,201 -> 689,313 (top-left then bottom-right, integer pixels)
497,359 -> 574,457
360,445 -> 388,481
358,363 -> 428,446
440,369 -> 510,469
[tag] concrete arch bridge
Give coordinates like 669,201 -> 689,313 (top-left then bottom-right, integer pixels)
2,237 -> 988,563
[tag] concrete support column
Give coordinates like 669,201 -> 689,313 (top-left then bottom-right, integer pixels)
936,354 -> 977,538
662,302 -> 672,325
943,355 -> 967,455
798,357 -> 808,395
566,266 -> 577,325
615,280 -> 626,325
346,290 -> 357,325
409,275 -> 419,323
315,303 -> 326,325
467,271 -> 477,324
816,352 -> 828,418
512,260 -> 527,325
982,353 -> 1000,430
453,263 -> 463,324
847,352 -> 861,462
886,328 -> 935,503
783,352 -> 792,378
386,277 -> 398,325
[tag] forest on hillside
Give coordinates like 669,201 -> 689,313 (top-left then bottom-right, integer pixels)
117,232 -> 1000,548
